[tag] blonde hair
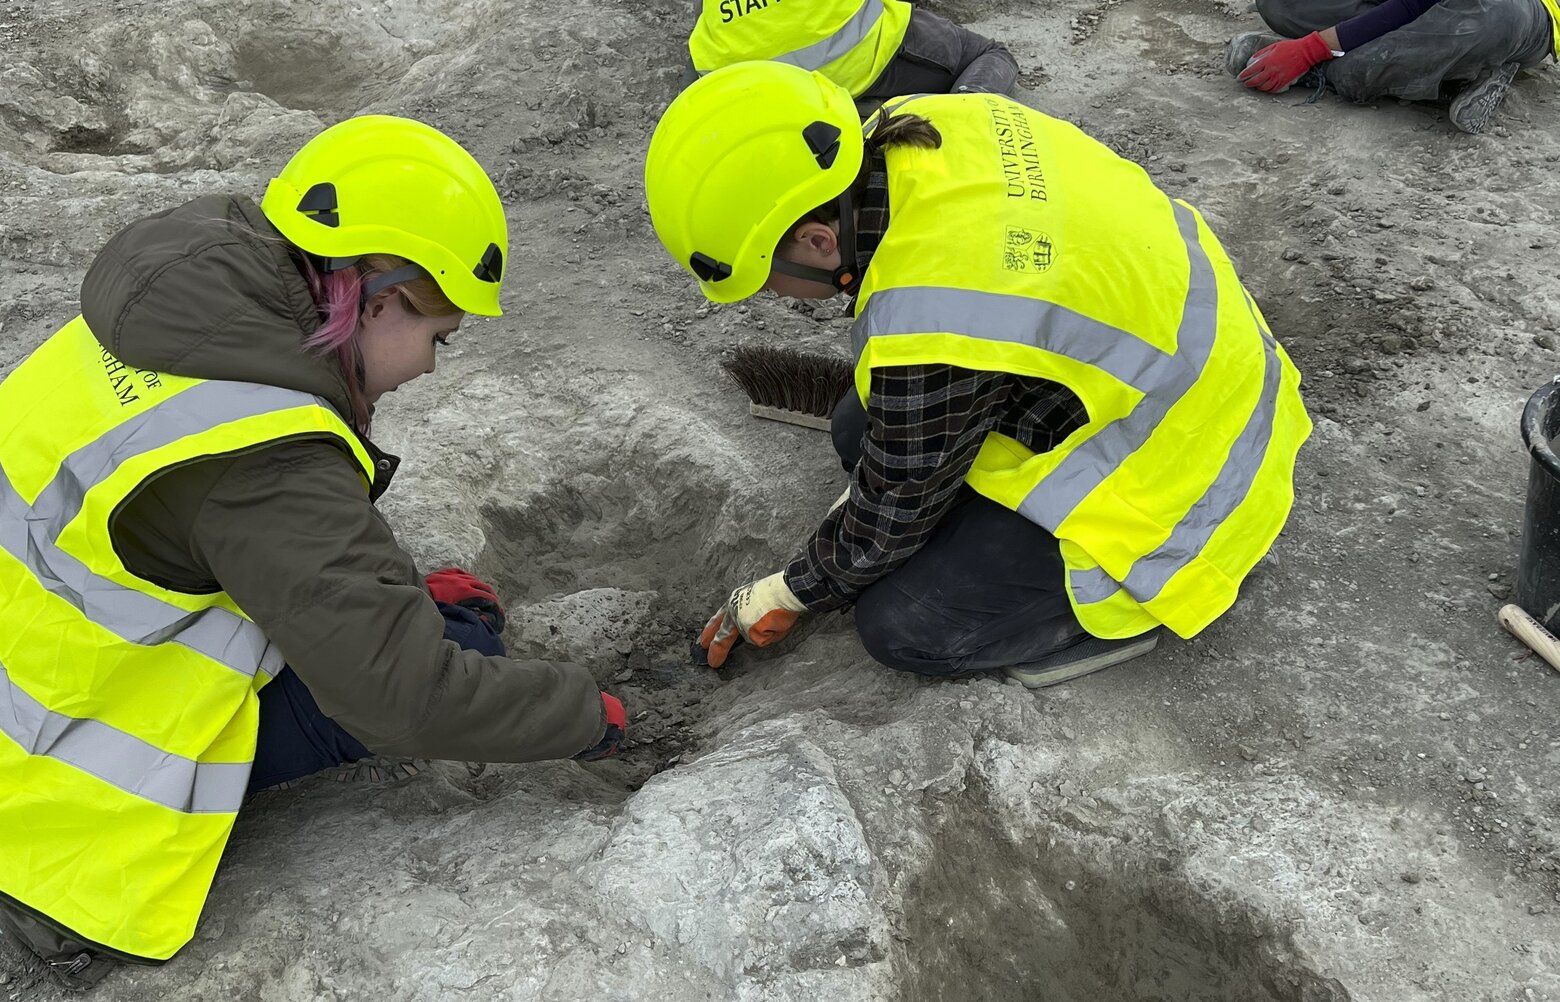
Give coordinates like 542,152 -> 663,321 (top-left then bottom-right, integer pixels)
298,253 -> 461,430
357,253 -> 461,319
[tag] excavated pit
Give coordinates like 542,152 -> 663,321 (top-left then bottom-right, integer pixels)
897,791 -> 1347,1002
477,470 -> 741,610
229,31 -> 398,122
456,450 -> 1329,1001
463,446 -> 745,787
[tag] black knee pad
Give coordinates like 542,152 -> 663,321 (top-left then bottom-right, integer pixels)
853,592 -> 964,677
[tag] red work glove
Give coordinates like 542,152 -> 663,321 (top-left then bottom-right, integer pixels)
425,566 -> 505,633
1238,32 -> 1335,93
575,693 -> 627,762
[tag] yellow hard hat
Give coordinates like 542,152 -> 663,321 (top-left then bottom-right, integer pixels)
261,115 -> 508,316
644,61 -> 863,303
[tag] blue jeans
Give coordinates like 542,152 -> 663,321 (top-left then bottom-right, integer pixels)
248,603 -> 504,792
833,393 -> 1086,677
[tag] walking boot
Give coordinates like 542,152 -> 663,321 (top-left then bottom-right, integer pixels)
1002,630 -> 1161,689
330,756 -> 425,784
1449,62 -> 1520,134
1225,31 -> 1281,77
264,756 -> 426,791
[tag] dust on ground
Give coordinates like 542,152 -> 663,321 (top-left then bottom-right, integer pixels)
2,0 -> 1559,999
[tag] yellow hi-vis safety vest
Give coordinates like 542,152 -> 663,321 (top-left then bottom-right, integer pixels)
688,0 -> 913,97
0,317 -> 375,961
853,94 -> 1312,641
1540,0 -> 1560,59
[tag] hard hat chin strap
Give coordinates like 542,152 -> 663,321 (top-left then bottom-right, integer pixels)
311,255 -> 432,308
335,260 -> 434,314
360,263 -> 431,300
771,189 -> 859,294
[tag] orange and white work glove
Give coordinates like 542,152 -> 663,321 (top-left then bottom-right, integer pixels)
698,572 -> 807,669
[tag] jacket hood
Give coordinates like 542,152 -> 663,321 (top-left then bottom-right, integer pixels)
80,194 -> 355,420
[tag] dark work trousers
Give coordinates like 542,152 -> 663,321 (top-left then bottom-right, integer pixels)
247,602 -> 505,793
832,393 -> 1087,677
1258,0 -> 1553,102
858,7 -> 1019,106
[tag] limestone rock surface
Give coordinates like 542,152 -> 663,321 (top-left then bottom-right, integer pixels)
2,1 -> 1559,999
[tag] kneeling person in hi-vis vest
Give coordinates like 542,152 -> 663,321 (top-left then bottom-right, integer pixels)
645,63 -> 1312,685
0,116 -> 626,988
687,0 -> 1020,109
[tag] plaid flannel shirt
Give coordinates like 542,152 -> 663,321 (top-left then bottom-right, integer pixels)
783,150 -> 1088,611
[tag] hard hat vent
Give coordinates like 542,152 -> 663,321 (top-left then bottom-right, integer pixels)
297,183 -> 340,227
801,122 -> 842,170
474,243 -> 504,283
690,252 -> 733,283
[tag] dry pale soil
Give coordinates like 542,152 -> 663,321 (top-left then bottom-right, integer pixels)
1,0 -> 1559,999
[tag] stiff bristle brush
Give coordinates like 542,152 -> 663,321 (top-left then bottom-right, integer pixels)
720,345 -> 854,432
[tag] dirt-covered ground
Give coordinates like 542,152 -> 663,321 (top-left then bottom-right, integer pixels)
2,0 -> 1559,999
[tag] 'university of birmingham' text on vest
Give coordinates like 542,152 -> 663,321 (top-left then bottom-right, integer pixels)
853,94 -> 1312,640
0,318 -> 375,961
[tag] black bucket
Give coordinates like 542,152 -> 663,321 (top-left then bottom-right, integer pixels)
1517,378 -> 1560,630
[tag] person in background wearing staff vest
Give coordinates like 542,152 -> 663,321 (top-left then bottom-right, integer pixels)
0,116 -> 626,989
646,63 -> 1311,685
687,0 -> 1020,109
1225,0 -> 1558,134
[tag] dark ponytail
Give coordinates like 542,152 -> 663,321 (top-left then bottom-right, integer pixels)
866,111 -> 941,153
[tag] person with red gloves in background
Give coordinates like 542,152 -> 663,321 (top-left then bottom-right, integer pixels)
1226,0 -> 1558,133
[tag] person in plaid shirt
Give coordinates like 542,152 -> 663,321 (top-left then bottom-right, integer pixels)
649,67 -> 1300,687
777,154 -> 1094,673
696,129 -> 1154,686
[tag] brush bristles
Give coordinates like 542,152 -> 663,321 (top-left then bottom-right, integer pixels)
721,345 -> 854,419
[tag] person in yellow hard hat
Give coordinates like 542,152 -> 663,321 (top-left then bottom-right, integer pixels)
0,115 -> 625,987
686,0 -> 1020,109
646,63 -> 1311,685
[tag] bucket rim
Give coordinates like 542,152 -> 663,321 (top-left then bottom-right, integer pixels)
1521,378 -> 1560,480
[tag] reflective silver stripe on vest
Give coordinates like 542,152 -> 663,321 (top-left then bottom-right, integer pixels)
0,470 -> 280,676
853,286 -> 1170,394
852,198 -> 1252,607
772,0 -> 884,71
33,381 -> 327,541
1016,201 -> 1216,525
1067,315 -> 1280,604
868,93 -> 931,127
0,380 -> 333,677
0,659 -> 249,814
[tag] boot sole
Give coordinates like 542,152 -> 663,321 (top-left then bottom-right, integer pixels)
1450,63 -> 1519,135
1003,633 -> 1161,689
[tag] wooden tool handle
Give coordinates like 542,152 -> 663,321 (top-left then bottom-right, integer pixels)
1497,604 -> 1560,673
749,403 -> 833,432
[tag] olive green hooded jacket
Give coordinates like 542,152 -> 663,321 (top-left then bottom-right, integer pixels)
78,193 -> 606,763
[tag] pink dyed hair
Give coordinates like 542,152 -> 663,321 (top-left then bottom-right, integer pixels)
296,255 -> 372,431
295,253 -> 458,431
298,258 -> 364,356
